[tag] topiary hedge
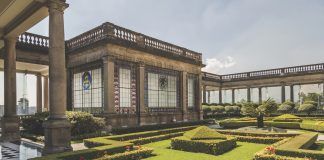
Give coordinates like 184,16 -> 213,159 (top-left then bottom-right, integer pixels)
171,126 -> 236,155
94,147 -> 153,160
171,136 -> 236,155
300,120 -> 324,132
272,114 -> 302,122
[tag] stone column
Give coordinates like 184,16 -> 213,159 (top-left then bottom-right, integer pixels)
103,56 -> 115,114
36,74 -> 43,113
197,74 -> 203,120
207,91 -> 211,104
290,85 -> 294,102
219,87 -> 222,104
247,87 -> 251,102
1,37 -> 20,141
232,89 -> 235,104
258,87 -> 262,104
202,85 -> 206,104
137,63 -> 146,125
180,71 -> 188,121
43,76 -> 49,111
42,0 -> 72,154
281,84 -> 286,103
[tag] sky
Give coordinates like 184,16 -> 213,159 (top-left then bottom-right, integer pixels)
1,0 -> 324,105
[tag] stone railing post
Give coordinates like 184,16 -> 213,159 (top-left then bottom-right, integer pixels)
136,34 -> 145,46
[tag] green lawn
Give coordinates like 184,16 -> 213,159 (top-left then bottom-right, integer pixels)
143,140 -> 267,160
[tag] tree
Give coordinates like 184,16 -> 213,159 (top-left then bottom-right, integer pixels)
241,102 -> 258,117
298,103 -> 316,115
241,98 -> 278,128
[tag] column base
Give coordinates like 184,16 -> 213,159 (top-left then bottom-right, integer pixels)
42,119 -> 72,155
1,116 -> 20,142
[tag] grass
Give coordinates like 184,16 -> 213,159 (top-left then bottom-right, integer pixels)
143,139 -> 267,160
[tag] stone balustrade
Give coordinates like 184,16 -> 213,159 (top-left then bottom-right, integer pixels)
202,63 -> 324,82
17,32 -> 49,51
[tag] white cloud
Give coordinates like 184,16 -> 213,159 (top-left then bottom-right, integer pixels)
202,56 -> 236,74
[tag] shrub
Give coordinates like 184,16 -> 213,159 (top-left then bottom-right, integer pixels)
66,111 -> 106,136
202,105 -> 211,114
21,112 -> 49,135
304,100 -> 318,107
21,111 -> 106,136
272,114 -> 302,122
210,105 -> 225,114
298,103 -> 316,114
232,106 -> 241,113
171,136 -> 236,155
225,106 -> 234,113
277,104 -> 294,113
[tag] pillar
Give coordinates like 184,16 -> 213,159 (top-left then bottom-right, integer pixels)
180,71 -> 188,121
103,56 -> 115,114
247,87 -> 251,102
281,84 -> 286,103
207,91 -> 211,104
137,63 -> 146,125
197,74 -> 203,120
258,87 -> 262,104
232,89 -> 235,104
42,0 -> 72,154
36,74 -> 43,113
43,76 -> 49,111
219,87 -> 222,104
1,37 -> 20,141
290,85 -> 294,102
202,85 -> 207,104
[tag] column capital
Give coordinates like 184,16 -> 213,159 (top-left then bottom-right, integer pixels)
102,55 -> 115,63
137,61 -> 145,67
48,0 -> 69,12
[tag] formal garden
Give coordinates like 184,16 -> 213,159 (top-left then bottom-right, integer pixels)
16,92 -> 324,160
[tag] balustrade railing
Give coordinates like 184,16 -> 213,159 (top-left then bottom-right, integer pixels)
218,63 -> 324,81
65,22 -> 202,62
202,72 -> 221,81
17,32 -> 49,49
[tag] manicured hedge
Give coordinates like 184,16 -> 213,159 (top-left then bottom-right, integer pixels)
216,130 -> 299,138
111,120 -> 210,134
218,120 -> 257,128
171,136 -> 236,155
94,147 -> 153,160
33,126 -> 197,160
264,121 -> 301,129
232,135 -> 284,144
255,133 -> 324,160
272,114 -> 302,122
128,132 -> 183,145
300,120 -> 324,132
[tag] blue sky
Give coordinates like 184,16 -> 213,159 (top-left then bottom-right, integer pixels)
1,0 -> 324,105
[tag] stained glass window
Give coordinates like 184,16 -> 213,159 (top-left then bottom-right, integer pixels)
145,67 -> 179,110
73,68 -> 103,113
